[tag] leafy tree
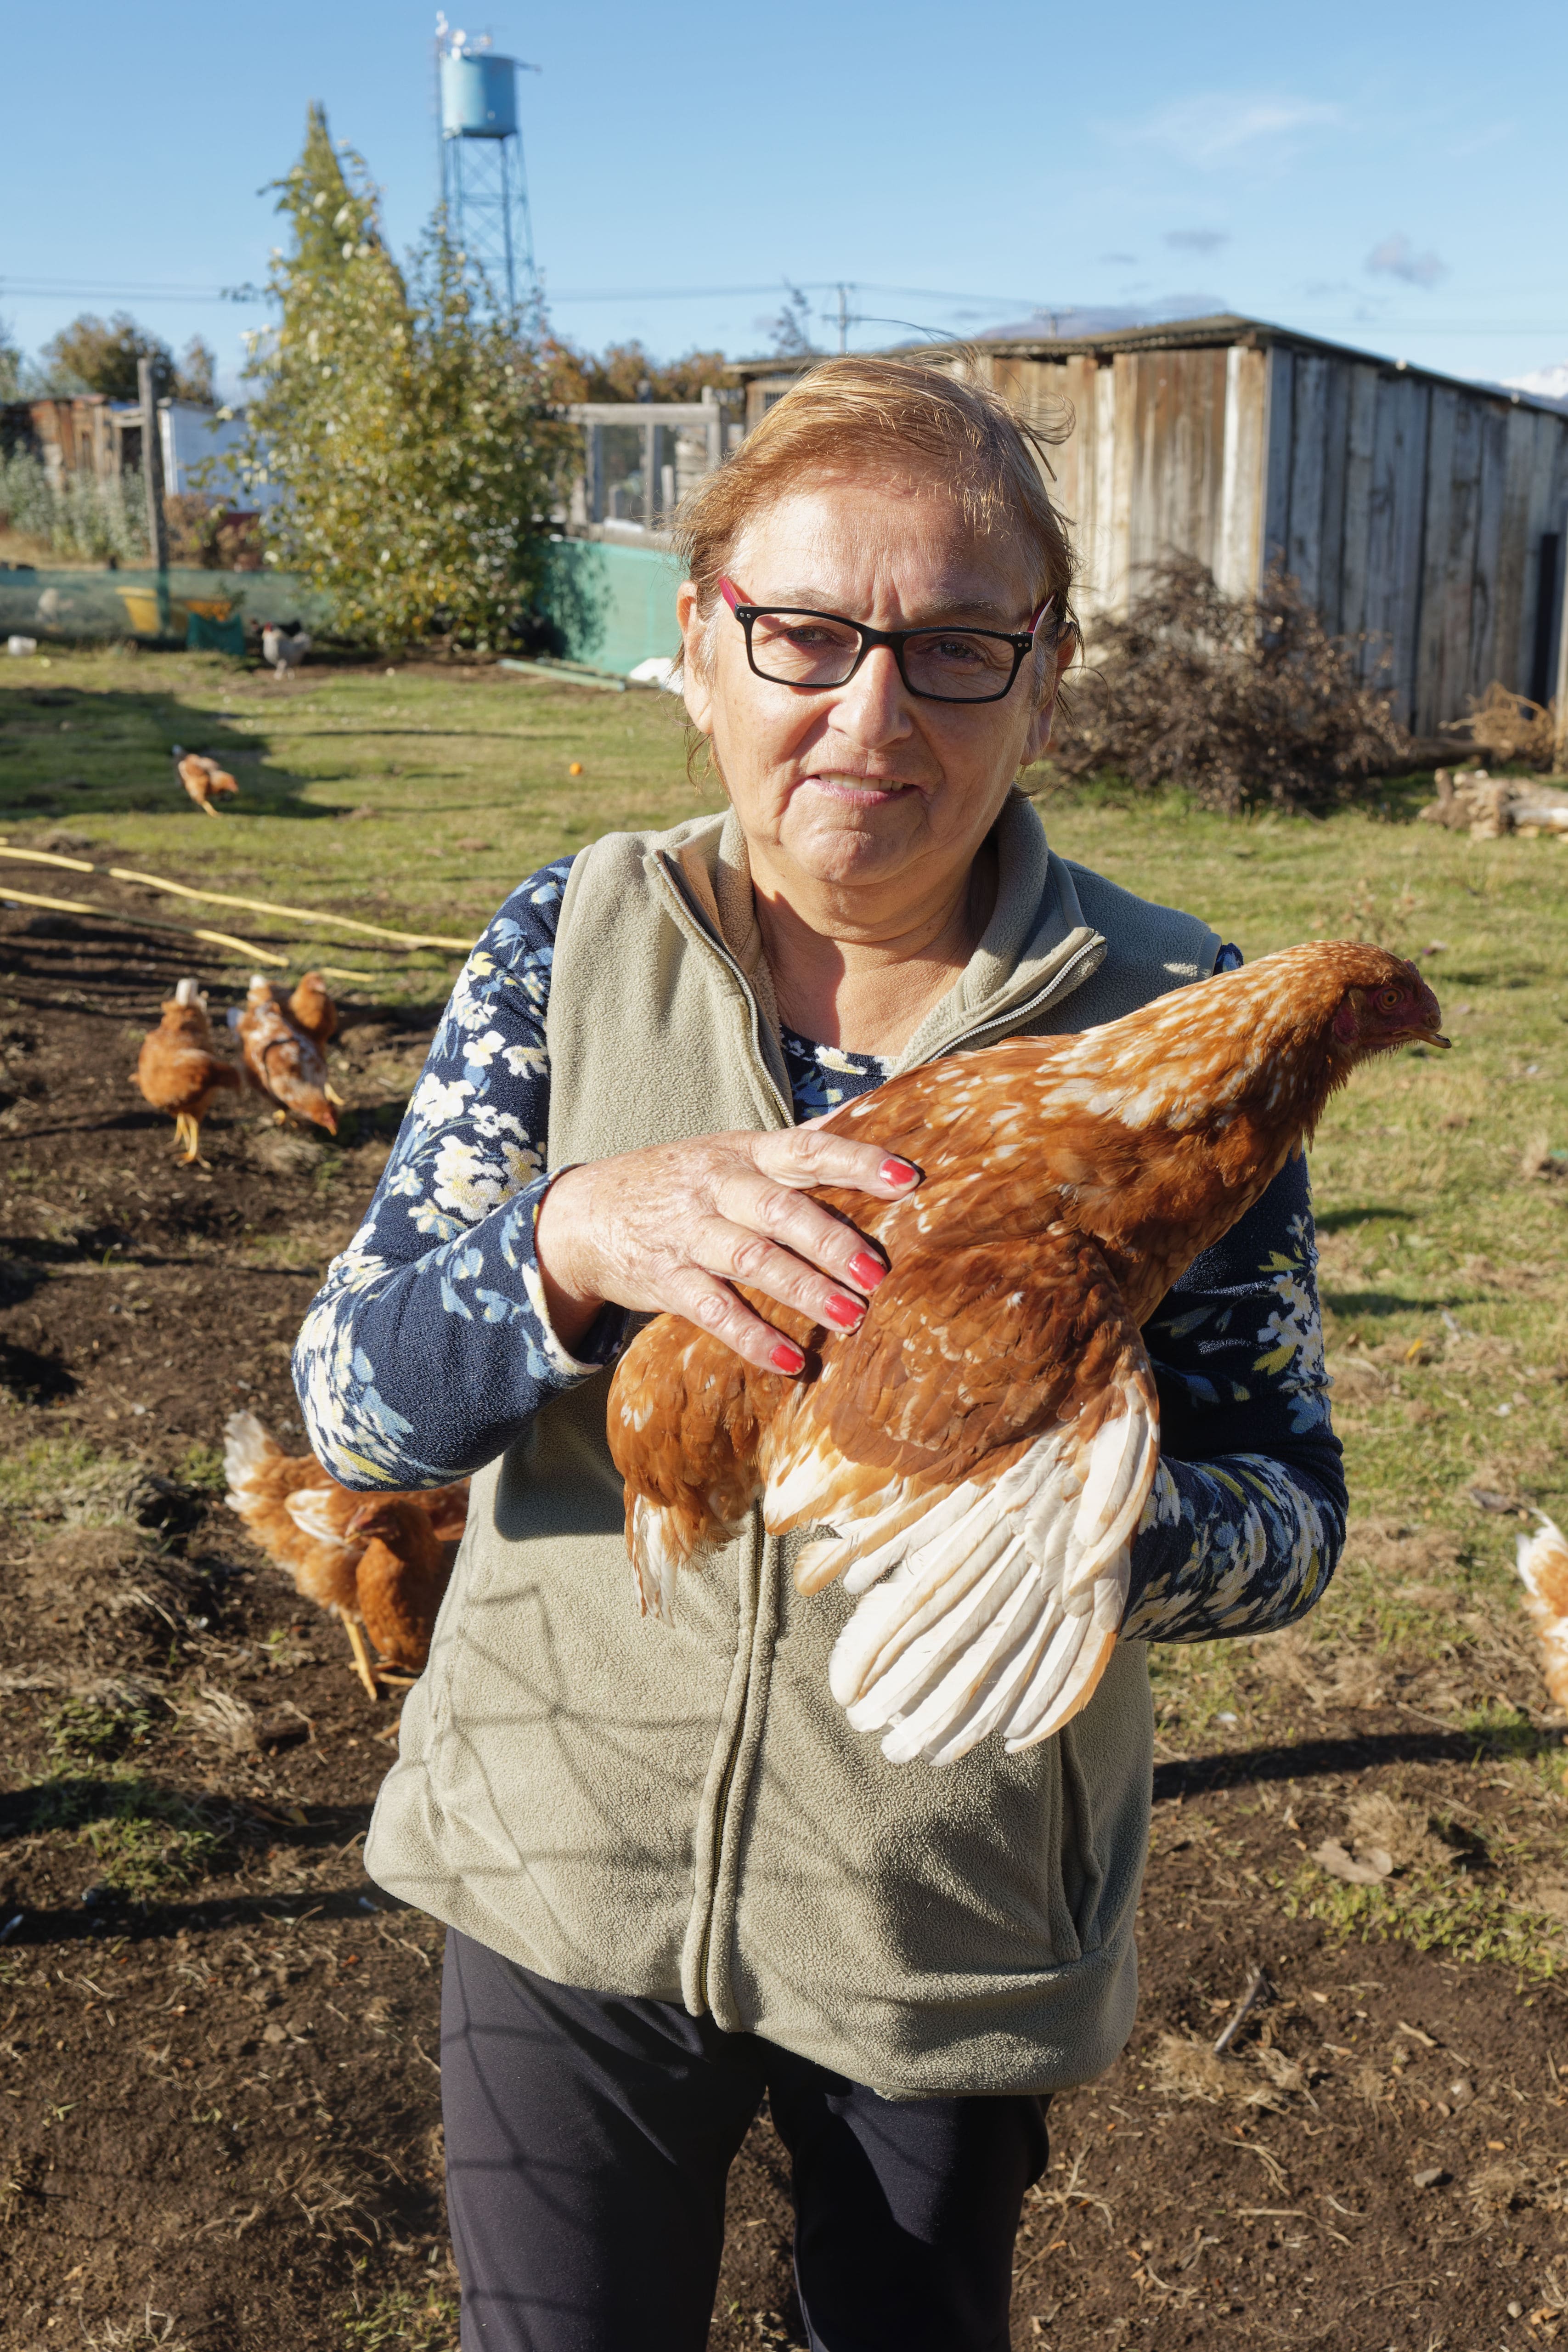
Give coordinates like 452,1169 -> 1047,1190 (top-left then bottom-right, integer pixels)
39,311 -> 175,400
0,318 -> 22,403
545,336 -> 729,405
172,338 -> 217,403
237,106 -> 569,653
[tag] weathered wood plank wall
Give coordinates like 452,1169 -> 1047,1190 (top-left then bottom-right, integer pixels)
964,339 -> 1568,734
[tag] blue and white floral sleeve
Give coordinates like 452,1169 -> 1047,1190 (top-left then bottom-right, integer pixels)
292,859 -> 629,1487
1120,1152 -> 1346,1642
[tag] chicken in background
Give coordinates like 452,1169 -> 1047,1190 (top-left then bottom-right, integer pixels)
1516,1515 -> 1568,1707
342,1497 -> 461,1676
224,1410 -> 468,1696
134,977 -> 241,1164
233,972 -> 338,1133
287,969 -> 339,1058
171,745 -> 239,818
609,940 -> 1448,1769
261,621 -> 311,678
285,970 -> 345,1104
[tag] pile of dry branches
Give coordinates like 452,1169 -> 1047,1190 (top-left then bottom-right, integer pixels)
1418,765 -> 1568,839
1049,559 -> 1411,813
1447,681 -> 1558,769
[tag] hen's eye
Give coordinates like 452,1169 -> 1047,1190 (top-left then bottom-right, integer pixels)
1376,986 -> 1403,1012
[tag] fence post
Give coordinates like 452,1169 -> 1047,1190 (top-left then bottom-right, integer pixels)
136,357 -> 170,633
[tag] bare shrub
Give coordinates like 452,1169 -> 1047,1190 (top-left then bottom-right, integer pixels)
1449,681 -> 1558,769
1049,559 -> 1411,813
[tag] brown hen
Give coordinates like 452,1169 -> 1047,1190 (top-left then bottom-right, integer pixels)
236,972 -> 338,1133
342,1498 -> 459,1675
223,1411 -> 468,1696
173,746 -> 239,817
608,940 -> 1447,1766
134,978 -> 241,1163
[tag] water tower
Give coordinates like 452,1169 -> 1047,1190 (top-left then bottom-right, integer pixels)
434,19 -> 540,319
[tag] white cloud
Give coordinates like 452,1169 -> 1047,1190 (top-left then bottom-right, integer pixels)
1365,232 -> 1448,288
1108,94 -> 1343,167
1165,228 -> 1230,254
1504,362 -> 1568,403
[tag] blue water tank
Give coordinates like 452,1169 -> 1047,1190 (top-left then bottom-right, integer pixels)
440,52 -> 517,139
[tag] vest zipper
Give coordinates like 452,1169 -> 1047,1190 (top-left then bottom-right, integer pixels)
925,934 -> 1109,1064
654,854 -> 792,1125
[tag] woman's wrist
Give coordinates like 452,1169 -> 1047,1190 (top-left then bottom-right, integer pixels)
535,1165 -> 606,1351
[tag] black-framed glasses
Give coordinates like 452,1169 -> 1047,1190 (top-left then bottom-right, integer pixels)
718,575 -> 1055,705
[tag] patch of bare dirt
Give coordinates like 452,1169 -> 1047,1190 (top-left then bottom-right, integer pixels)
2,902 -> 1566,2349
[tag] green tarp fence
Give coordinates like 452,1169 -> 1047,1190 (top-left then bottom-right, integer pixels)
0,540 -> 684,675
540,538 -> 683,676
0,567 -> 331,647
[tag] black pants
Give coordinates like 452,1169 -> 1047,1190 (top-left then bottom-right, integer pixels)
440,1928 -> 1050,2352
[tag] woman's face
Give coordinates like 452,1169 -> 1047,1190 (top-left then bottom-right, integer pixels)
679,470 -> 1071,913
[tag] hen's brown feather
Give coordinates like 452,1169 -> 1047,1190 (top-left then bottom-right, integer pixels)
223,1411 -> 468,1661
346,1497 -> 457,1670
237,974 -> 338,1133
608,939 -> 1446,1764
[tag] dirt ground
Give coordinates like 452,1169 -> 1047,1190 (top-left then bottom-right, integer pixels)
2,882 -> 1567,2352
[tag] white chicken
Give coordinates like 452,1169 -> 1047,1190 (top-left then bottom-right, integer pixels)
261,622 -> 311,678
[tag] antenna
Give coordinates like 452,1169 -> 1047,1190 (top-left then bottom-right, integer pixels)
434,14 -> 541,321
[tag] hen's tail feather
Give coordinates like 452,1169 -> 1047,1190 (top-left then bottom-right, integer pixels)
1515,1513 -> 1568,1707
223,1408 -> 280,1506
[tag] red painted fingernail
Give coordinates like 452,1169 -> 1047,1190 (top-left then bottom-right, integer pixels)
849,1251 -> 886,1290
880,1157 -> 916,1186
771,1343 -> 805,1374
824,1294 -> 862,1329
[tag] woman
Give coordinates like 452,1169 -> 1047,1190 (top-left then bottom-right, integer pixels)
295,356 -> 1344,2352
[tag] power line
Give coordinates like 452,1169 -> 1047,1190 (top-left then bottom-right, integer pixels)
1,274 -> 1562,341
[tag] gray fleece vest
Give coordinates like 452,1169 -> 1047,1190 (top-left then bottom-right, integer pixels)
364,795 -> 1219,2097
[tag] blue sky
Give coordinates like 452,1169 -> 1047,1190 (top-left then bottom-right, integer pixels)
3,0 -> 1564,398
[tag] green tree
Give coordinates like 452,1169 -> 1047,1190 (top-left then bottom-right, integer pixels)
173,337 -> 217,403
237,106 -> 570,653
546,336 -> 729,404
39,311 -> 175,399
0,318 -> 22,402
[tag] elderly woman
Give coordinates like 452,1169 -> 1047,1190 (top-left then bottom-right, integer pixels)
295,356 -> 1344,2352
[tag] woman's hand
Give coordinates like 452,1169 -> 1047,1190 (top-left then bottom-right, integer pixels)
534,1127 -> 920,1374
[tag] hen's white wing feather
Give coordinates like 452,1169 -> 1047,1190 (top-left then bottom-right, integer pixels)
807,1386 -> 1157,1765
284,1486 -> 358,1549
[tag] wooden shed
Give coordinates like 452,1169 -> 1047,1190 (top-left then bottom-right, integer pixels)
730,320 -> 1568,737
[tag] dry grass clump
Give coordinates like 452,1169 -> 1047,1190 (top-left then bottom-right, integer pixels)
1147,2031 -> 1302,2110
1050,559 -> 1411,813
1450,681 -> 1559,769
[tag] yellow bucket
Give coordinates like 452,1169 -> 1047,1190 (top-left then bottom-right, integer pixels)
115,586 -> 192,636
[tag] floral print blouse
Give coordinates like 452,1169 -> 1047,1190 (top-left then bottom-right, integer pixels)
293,865 -> 1345,1644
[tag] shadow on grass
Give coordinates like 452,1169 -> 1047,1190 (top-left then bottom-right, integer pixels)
1320,1287 -> 1473,1318
1315,1205 -> 1417,1233
0,680 -> 339,825
1154,1718 -> 1562,1802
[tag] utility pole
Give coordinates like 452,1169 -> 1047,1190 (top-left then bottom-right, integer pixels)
137,356 -> 170,633
836,283 -> 849,355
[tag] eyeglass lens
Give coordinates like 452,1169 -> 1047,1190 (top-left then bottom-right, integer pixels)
747,612 -> 1020,701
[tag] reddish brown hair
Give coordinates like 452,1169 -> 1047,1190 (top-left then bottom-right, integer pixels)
674,353 -> 1078,702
